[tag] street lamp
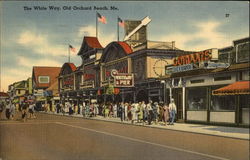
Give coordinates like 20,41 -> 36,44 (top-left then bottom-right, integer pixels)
160,80 -> 166,103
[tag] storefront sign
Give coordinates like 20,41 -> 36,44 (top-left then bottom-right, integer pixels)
172,64 -> 194,73
63,76 -> 74,89
114,74 -> 134,87
105,60 -> 128,80
84,65 -> 96,81
205,62 -> 230,69
173,49 -> 217,66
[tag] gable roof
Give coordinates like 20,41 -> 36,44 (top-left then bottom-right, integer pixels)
32,66 -> 61,89
78,36 -> 103,56
59,63 -> 77,76
85,37 -> 103,49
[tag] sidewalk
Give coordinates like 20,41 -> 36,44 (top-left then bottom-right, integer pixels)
45,112 -> 249,140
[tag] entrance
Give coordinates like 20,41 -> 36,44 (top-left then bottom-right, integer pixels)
136,90 -> 148,103
173,88 -> 183,120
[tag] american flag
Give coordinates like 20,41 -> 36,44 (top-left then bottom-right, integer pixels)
97,12 -> 107,24
69,45 -> 76,53
118,17 -> 125,27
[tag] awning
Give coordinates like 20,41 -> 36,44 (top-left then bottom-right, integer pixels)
212,81 -> 250,95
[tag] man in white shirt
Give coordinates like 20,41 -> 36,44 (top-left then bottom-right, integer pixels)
169,98 -> 177,125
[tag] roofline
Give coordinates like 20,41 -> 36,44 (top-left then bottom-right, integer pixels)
232,36 -> 249,43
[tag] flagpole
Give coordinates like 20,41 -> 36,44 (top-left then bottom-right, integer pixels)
117,16 -> 119,41
96,12 -> 98,38
68,44 -> 70,63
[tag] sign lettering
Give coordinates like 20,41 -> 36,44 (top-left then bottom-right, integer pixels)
173,49 -> 212,66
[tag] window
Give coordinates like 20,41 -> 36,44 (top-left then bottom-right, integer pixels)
240,95 -> 250,109
190,79 -> 204,84
211,96 -> 236,111
218,52 -> 230,63
38,76 -> 50,83
211,86 -> 236,111
187,87 -> 207,110
237,42 -> 249,63
214,76 -> 231,81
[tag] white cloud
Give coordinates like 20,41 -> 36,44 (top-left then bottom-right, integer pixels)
159,20 -> 233,51
17,56 -> 62,68
1,56 -> 62,92
17,31 -> 67,57
78,25 -> 116,47
1,68 -> 31,92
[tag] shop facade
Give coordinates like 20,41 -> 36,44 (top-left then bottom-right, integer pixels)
58,36 -> 190,105
164,37 -> 250,126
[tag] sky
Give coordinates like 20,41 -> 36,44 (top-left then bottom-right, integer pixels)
0,1 -> 249,92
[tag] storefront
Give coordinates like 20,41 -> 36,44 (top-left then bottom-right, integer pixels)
58,63 -> 77,104
165,46 -> 250,126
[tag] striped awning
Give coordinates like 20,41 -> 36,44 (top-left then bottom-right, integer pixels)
212,81 -> 250,95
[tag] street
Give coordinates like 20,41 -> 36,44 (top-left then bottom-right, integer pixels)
0,113 -> 249,160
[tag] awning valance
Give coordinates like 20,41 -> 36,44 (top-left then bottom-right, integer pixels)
212,81 -> 250,95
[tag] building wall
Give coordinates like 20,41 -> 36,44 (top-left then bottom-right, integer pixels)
146,57 -> 172,78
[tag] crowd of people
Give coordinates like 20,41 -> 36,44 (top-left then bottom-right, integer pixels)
0,98 -> 177,125
0,100 -> 36,122
46,98 -> 177,125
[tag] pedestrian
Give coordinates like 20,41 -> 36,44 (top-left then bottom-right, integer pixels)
137,102 -> 143,123
10,102 -> 16,120
21,102 -> 28,122
131,104 -> 137,124
28,102 -> 33,118
74,103 -> 78,115
169,98 -> 177,125
104,104 -> 109,118
94,103 -> 99,116
68,102 -> 73,115
124,103 -> 128,121
5,101 -> 11,120
113,103 -> 117,118
142,101 -> 148,125
32,103 -> 36,118
120,102 -> 125,122
163,103 -> 170,125
127,103 -> 132,121
147,101 -> 153,125
0,102 -> 4,120
152,102 -> 159,124
158,102 -> 164,122
79,103 -> 83,115
56,102 -> 61,113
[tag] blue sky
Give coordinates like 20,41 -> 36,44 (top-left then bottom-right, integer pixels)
0,1 -> 249,91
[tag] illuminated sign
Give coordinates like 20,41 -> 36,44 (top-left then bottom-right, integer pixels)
173,49 -> 214,66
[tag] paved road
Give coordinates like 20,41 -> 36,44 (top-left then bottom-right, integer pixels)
0,113 -> 249,160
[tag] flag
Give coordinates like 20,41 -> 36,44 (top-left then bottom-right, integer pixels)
118,17 -> 125,27
69,45 -> 76,53
97,12 -> 107,24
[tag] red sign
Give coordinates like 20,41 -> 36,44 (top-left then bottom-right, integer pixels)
173,49 -> 212,66
63,76 -> 74,86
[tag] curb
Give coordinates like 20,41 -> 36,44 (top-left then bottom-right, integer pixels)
40,112 -> 249,140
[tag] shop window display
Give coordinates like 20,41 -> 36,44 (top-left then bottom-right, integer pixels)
187,88 -> 207,110
211,96 -> 236,111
